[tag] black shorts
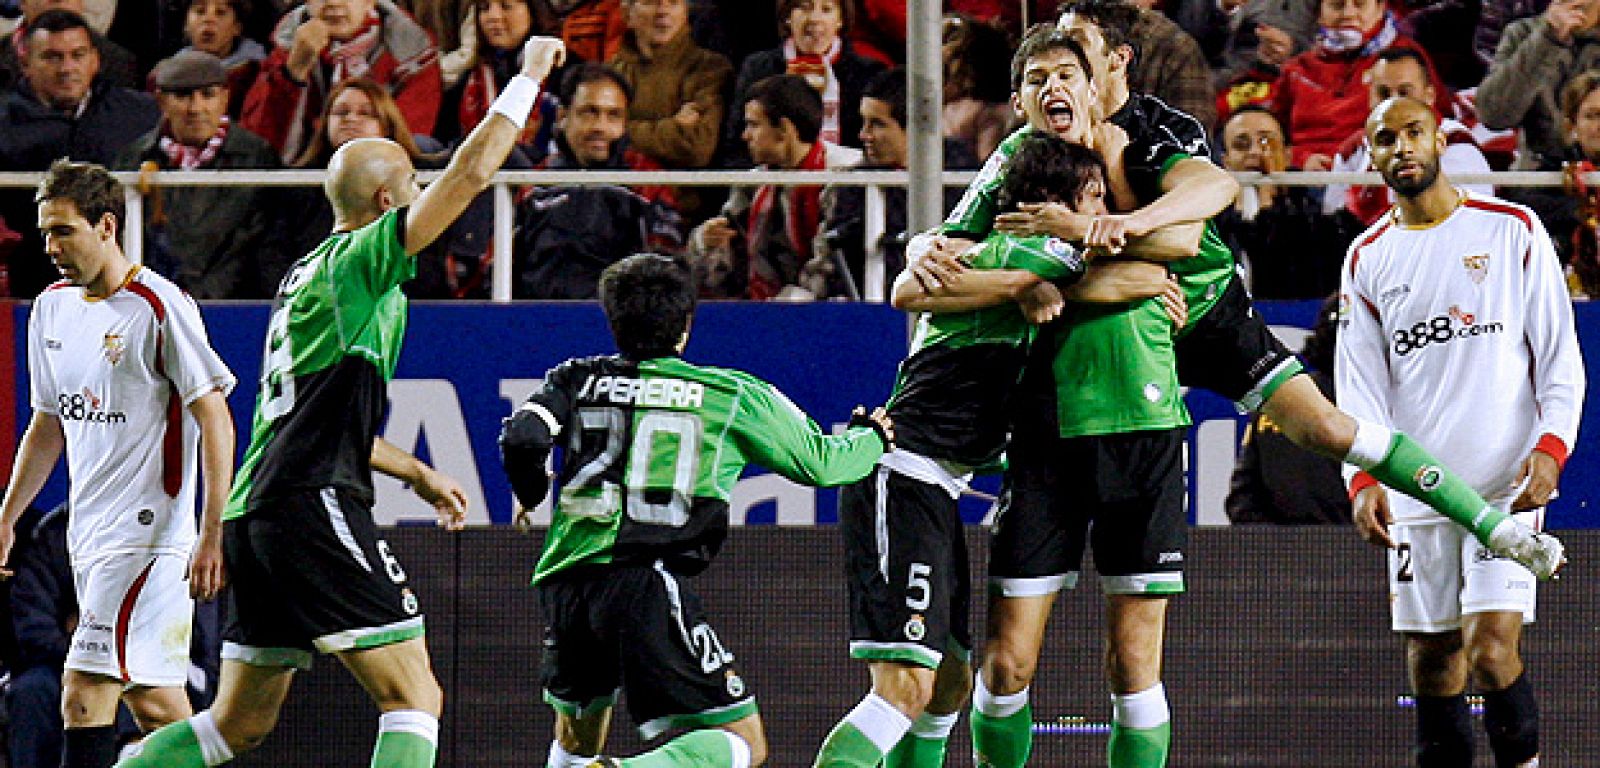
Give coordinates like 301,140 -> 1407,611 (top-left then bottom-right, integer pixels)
1176,274 -> 1301,410
221,487 -> 423,669
989,428 -> 1188,596
839,466 -> 971,670
536,563 -> 757,740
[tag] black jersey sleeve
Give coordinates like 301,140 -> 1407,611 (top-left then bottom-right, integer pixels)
1123,139 -> 1190,208
500,359 -> 584,509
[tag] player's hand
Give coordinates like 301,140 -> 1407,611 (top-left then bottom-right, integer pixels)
1511,450 -> 1561,511
286,17 -> 331,81
995,203 -> 1090,240
1157,274 -> 1187,328
850,405 -> 895,450
0,523 -> 15,580
1255,23 -> 1294,67
1353,485 -> 1395,548
695,217 -> 738,251
414,466 -> 469,531
520,36 -> 567,81
1084,214 -> 1132,252
188,526 -> 227,600
1017,281 -> 1065,323
906,236 -> 968,294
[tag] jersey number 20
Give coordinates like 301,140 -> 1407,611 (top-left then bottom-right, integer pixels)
564,406 -> 703,527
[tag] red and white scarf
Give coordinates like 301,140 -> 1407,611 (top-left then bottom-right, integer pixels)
745,141 -> 828,300
159,116 -> 230,170
783,37 -> 842,146
323,10 -> 383,81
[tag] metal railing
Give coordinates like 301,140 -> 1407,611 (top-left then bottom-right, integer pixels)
1,169 -> 1592,302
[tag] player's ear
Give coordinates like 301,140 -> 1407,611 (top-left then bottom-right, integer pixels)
373,185 -> 394,212
1011,91 -> 1024,120
96,211 -> 118,243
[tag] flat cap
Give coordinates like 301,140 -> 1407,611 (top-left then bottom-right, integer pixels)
154,49 -> 227,91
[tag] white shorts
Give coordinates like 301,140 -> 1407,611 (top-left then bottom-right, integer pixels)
1388,512 -> 1540,633
67,552 -> 193,687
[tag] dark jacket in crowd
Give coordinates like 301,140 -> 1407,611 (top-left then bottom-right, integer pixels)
514,135 -> 684,300
723,42 -> 885,166
1226,370 -> 1352,524
9,504 -> 73,675
0,28 -> 140,93
113,124 -> 286,299
1215,185 -> 1362,300
1502,144 -> 1583,267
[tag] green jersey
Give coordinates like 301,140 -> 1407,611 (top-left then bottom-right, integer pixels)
888,232 -> 1086,467
226,209 -> 416,519
505,355 -> 885,584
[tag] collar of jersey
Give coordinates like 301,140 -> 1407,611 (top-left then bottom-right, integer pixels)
81,264 -> 142,303
1389,187 -> 1466,231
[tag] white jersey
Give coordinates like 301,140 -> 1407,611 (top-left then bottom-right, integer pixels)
27,267 -> 236,565
1335,191 -> 1586,523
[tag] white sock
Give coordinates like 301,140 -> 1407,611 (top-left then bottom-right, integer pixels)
191,711 -> 235,767
1345,419 -> 1394,469
909,711 -> 959,739
1111,683 -> 1170,729
973,673 -> 1030,718
721,730 -> 753,768
378,709 -> 439,745
843,693 -> 913,754
546,740 -> 594,768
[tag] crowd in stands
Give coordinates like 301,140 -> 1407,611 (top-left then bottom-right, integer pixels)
1,0 -> 1599,301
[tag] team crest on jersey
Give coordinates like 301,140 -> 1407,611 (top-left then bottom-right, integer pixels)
904,614 -> 927,642
1414,465 -> 1444,492
102,333 -> 126,365
1463,253 -> 1489,284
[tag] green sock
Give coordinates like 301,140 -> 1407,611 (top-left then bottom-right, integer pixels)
371,711 -> 438,768
114,720 -> 206,767
814,722 -> 889,768
970,703 -> 1031,768
1106,722 -> 1171,768
623,730 -> 737,768
885,711 -> 956,768
1366,432 -> 1507,544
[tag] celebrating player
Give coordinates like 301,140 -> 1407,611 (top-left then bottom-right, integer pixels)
1337,96 -> 1584,768
500,253 -> 891,768
116,34 -> 570,768
0,160 -> 236,768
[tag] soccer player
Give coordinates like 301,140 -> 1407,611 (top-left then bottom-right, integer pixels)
1337,96 -> 1584,768
115,34 -> 570,768
0,159 -> 236,768
812,132 -> 1188,768
499,253 -> 891,768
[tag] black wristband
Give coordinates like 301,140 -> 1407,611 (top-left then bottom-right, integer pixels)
848,407 -> 891,450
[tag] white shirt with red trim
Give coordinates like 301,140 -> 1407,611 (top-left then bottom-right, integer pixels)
1335,191 -> 1586,523
27,267 -> 236,565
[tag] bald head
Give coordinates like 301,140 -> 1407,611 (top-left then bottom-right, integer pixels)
325,138 -> 418,223
1365,96 -> 1445,198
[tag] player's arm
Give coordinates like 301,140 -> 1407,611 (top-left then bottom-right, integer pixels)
0,412 -> 65,576
735,381 -> 889,487
893,233 -> 1087,312
1512,218 -> 1587,510
1126,157 -> 1240,236
1333,251 -> 1397,547
187,390 -> 233,600
402,36 -> 565,255
371,437 -> 468,530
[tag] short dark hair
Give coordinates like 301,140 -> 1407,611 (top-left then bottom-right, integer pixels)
1372,46 -> 1437,89
862,68 -> 906,127
776,0 -> 854,36
558,62 -> 633,108
26,9 -> 93,38
1221,104 -> 1281,138
1054,0 -> 1141,51
945,14 -> 1014,104
995,133 -> 1106,213
745,74 -> 823,144
184,0 -> 254,21
1011,24 -> 1094,91
36,159 -> 124,235
599,253 -> 698,360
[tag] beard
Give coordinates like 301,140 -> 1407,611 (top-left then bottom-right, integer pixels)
1382,156 -> 1440,198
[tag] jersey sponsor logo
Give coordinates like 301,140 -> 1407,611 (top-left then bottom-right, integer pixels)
57,388 -> 127,424
1379,284 -> 1411,304
1463,253 -> 1489,284
1390,307 -> 1503,357
102,333 -> 126,365
45,338 -> 62,350
577,375 -> 706,409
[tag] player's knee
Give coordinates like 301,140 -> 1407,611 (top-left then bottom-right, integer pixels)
1466,638 -> 1521,686
928,661 -> 974,713
374,675 -> 443,716
215,709 -> 278,754
981,646 -> 1036,695
872,664 -> 937,715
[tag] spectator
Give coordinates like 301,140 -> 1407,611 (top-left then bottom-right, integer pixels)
242,0 -> 442,162
1111,0 -> 1220,135
559,0 -> 625,62
0,0 -> 136,91
1215,105 -> 1358,299
1476,0 -> 1600,168
1325,46 -> 1493,225
849,0 -> 904,67
162,0 -> 267,119
513,63 -> 683,299
724,0 -> 885,165
0,10 -> 158,298
1226,293 -> 1353,524
1504,69 -> 1600,293
690,74 -> 860,299
608,0 -> 731,170
942,12 -> 1013,161
814,68 -> 981,300
434,0 -> 561,161
6,503 -> 75,768
1272,0 -> 1438,169
1476,0 -> 1550,70
1211,0 -> 1314,123
113,50 -> 282,299
403,0 -> 476,87
1396,0 -> 1485,89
